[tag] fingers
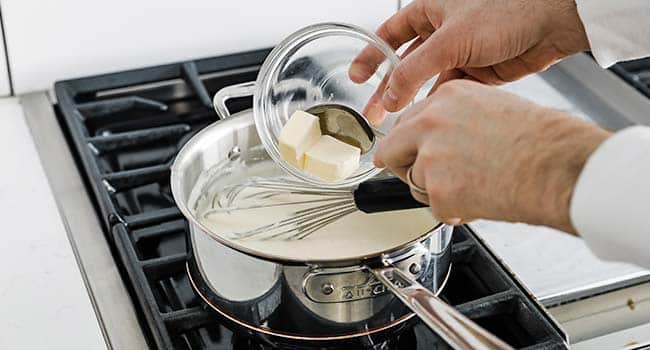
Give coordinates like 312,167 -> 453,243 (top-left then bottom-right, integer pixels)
407,152 -> 429,205
372,117 -> 423,179
429,69 -> 466,95
362,37 -> 428,126
392,95 -> 432,128
375,100 -> 469,225
462,46 -> 558,85
463,66 -> 509,85
491,59 -> 535,83
374,92 -> 440,171
363,74 -> 389,125
349,3 -> 422,83
489,46 -> 559,82
410,149 -> 463,225
401,36 -> 426,58
383,27 -> 457,112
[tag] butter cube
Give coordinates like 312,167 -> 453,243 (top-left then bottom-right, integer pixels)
304,135 -> 361,181
278,110 -> 321,168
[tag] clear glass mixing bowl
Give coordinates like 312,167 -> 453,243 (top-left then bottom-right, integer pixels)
254,22 -> 406,188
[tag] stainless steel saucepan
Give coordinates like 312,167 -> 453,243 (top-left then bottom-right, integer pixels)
170,85 -> 513,349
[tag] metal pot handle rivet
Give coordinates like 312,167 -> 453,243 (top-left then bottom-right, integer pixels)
321,283 -> 334,295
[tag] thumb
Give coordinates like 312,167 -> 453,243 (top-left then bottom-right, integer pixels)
383,27 -> 459,112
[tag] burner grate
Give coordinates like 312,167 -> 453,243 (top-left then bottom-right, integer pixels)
56,49 -> 265,231
611,57 -> 650,97
112,218 -> 566,349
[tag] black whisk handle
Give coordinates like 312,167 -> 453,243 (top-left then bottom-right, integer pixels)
353,177 -> 428,213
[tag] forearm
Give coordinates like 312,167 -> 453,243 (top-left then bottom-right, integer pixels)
576,0 -> 650,67
510,110 -> 610,234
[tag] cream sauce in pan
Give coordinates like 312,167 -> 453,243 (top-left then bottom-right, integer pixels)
189,150 -> 437,262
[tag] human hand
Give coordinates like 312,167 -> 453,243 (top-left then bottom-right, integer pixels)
350,0 -> 590,113
374,80 -> 610,233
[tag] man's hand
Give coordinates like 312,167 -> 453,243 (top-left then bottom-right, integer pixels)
350,0 -> 590,112
374,80 -> 610,233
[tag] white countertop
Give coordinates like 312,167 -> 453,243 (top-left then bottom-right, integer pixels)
472,220 -> 647,302
474,75 -> 649,303
0,98 -> 105,349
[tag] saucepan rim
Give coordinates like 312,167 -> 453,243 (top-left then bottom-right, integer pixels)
170,111 -> 446,265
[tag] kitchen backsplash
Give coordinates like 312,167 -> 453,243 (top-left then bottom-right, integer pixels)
0,0 -> 397,95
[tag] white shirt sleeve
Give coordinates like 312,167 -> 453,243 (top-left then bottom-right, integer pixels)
575,0 -> 650,67
571,126 -> 650,268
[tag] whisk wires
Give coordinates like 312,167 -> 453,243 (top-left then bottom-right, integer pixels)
202,177 -> 357,241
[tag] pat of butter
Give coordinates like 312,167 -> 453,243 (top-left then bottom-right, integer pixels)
278,111 -> 322,168
304,135 -> 361,181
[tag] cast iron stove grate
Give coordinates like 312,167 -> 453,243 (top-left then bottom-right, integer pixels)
610,57 -> 650,97
55,49 -> 568,349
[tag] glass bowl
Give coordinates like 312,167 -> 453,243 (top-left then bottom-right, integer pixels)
254,22 -> 405,188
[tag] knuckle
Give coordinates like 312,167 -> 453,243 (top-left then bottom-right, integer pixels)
435,79 -> 477,99
377,23 -> 399,47
417,108 -> 452,131
413,114 -> 436,130
449,78 -> 473,89
435,80 -> 460,96
417,149 -> 436,168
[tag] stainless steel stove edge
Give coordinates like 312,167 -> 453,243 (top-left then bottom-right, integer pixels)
541,53 -> 650,131
550,282 -> 650,345
20,92 -> 148,350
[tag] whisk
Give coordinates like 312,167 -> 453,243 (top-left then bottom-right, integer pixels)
202,177 -> 427,241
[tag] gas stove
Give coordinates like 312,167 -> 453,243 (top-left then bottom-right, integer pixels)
610,57 -> 650,98
44,49 -> 570,349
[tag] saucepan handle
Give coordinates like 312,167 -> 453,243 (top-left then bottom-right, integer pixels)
213,81 -> 257,119
372,266 -> 514,350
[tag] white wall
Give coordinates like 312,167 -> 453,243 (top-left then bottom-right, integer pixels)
0,1 -> 397,94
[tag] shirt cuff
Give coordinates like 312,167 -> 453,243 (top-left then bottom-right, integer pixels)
570,126 -> 650,268
575,0 -> 650,67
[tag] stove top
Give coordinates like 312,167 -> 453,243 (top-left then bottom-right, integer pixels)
610,57 -> 650,98
55,49 -> 568,349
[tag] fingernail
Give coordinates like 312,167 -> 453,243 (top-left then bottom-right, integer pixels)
365,103 -> 386,126
383,87 -> 398,110
349,63 -> 370,83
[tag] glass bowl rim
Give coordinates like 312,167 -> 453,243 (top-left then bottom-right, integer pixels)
253,22 -> 401,188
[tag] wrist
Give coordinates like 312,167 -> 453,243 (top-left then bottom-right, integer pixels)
519,111 -> 610,233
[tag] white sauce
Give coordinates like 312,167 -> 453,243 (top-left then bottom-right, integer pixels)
190,156 -> 437,262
